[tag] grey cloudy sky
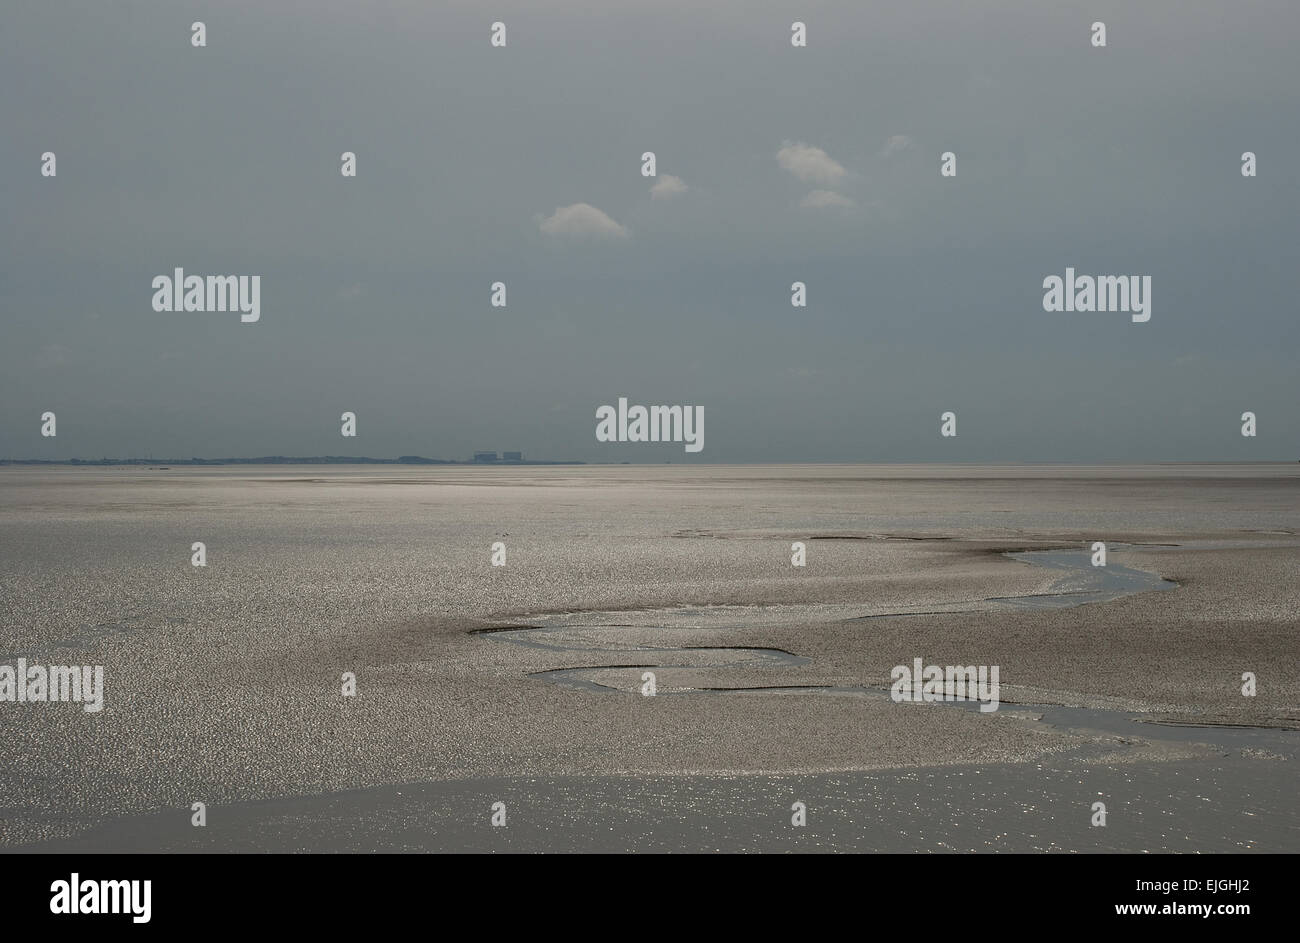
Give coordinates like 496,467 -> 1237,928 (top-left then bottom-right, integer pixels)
3,0 -> 1297,462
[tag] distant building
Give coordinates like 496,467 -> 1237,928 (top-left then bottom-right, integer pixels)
473,451 -> 498,463
503,451 -> 523,462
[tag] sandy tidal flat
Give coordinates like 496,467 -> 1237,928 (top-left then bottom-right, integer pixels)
0,464 -> 1297,851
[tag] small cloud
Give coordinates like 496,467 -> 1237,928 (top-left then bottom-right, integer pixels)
650,174 -> 688,199
777,141 -> 848,186
800,189 -> 855,209
880,135 -> 913,159
337,283 -> 363,300
538,202 -> 629,238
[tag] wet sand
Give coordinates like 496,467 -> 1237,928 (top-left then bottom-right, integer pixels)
1,464 -> 1297,851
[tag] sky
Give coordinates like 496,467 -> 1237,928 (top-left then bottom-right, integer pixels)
2,0 -> 1297,463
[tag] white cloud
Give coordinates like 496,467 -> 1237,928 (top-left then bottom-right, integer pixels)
538,202 -> 629,238
800,189 -> 855,209
650,174 -> 688,199
776,141 -> 848,186
880,134 -> 913,159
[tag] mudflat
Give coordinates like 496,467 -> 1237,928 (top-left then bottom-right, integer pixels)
1,464 -> 1296,851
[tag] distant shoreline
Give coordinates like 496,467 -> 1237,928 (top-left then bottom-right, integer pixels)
1,458 -> 1295,468
0,456 -> 586,467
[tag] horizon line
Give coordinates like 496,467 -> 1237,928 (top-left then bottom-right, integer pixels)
2,457 -> 1297,468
